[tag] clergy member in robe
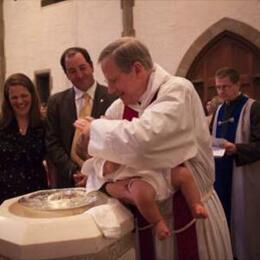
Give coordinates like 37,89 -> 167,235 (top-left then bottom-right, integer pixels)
75,37 -> 233,260
212,67 -> 260,260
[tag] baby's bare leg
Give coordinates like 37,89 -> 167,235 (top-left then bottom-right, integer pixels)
171,166 -> 208,219
128,179 -> 171,240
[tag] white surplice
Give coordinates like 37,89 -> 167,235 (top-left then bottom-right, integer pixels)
88,64 -> 233,260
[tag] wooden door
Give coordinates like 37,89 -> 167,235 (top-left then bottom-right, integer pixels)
187,31 -> 260,107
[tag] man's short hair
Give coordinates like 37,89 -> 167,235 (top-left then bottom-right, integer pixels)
60,47 -> 93,73
98,37 -> 153,73
215,67 -> 240,83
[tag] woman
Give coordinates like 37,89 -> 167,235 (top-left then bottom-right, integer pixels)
0,73 -> 48,204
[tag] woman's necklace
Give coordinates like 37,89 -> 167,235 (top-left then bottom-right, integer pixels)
17,117 -> 29,136
18,121 -> 28,136
19,127 -> 27,135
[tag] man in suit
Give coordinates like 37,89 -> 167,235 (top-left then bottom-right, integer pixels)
46,47 -> 116,188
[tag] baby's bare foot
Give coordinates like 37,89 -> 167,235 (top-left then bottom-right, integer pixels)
191,203 -> 208,219
154,219 -> 171,240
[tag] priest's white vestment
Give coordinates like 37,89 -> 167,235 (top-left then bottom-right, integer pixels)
88,64 -> 233,260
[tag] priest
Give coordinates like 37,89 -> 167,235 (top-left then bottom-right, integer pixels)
75,37 -> 232,260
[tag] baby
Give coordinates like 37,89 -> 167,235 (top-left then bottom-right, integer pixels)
82,158 -> 208,240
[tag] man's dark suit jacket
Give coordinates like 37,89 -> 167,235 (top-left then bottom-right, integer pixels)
46,83 -> 116,188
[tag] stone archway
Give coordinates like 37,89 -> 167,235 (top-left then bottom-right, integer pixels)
176,18 -> 260,77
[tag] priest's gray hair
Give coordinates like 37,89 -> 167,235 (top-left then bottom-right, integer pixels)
98,37 -> 153,73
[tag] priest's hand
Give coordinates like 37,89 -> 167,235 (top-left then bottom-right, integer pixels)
74,116 -> 93,136
73,171 -> 87,187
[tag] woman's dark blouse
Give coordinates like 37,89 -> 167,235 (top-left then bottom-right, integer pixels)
0,120 -> 48,204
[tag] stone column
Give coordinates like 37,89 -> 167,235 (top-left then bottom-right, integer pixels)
0,0 -> 5,102
121,0 -> 135,37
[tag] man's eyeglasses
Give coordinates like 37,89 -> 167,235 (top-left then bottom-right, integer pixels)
215,84 -> 233,91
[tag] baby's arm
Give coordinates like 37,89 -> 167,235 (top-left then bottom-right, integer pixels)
103,161 -> 121,176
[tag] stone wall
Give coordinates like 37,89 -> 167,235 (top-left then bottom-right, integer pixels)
3,0 -> 121,94
3,0 -> 260,94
